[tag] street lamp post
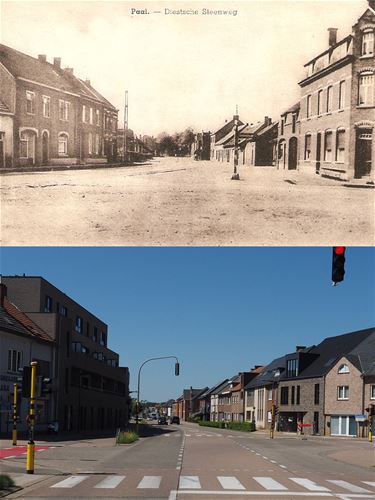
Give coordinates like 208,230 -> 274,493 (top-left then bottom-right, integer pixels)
136,356 -> 180,433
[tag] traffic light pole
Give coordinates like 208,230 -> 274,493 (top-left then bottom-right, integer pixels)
12,383 -> 18,445
26,361 -> 37,474
270,404 -> 276,439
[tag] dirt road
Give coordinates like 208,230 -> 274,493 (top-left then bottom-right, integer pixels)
1,157 -> 373,246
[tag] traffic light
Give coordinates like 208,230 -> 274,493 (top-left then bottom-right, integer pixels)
175,362 -> 180,376
365,404 -> 375,416
21,366 -> 32,398
332,246 -> 346,285
36,377 -> 53,397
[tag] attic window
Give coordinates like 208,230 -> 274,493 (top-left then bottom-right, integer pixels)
362,29 -> 374,56
338,363 -> 350,374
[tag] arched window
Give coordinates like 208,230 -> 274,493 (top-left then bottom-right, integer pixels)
58,133 -> 68,156
324,130 -> 333,161
358,71 -> 374,106
338,364 -> 350,374
304,134 -> 312,160
362,29 -> 374,56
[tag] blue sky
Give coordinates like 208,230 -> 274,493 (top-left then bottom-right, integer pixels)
1,247 -> 374,401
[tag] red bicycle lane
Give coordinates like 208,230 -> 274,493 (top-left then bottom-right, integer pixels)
0,445 -> 52,459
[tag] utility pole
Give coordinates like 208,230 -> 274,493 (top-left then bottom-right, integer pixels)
123,90 -> 128,164
26,361 -> 37,474
231,105 -> 240,180
12,383 -> 18,445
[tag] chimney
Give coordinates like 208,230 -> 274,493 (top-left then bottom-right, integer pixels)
0,283 -> 7,306
85,78 -> 91,86
38,54 -> 47,63
53,57 -> 61,69
296,345 -> 306,352
328,28 -> 338,47
64,67 -> 74,74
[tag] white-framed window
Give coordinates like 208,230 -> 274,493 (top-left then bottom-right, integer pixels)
338,363 -> 349,374
26,91 -> 35,114
337,385 -> 349,400
358,72 -> 374,106
44,295 -> 53,312
58,133 -> 68,156
82,105 -> 87,122
339,81 -> 345,110
42,95 -> 50,117
88,132 -> 93,154
336,129 -> 345,163
89,108 -> 93,124
8,349 -> 22,372
20,130 -> 35,159
75,316 -> 83,333
268,389 -> 273,400
326,86 -> 333,112
59,100 -> 70,120
304,134 -> 312,160
317,89 -> 323,115
95,134 -> 100,155
324,130 -> 333,161
96,109 -> 100,126
370,385 -> 375,399
362,30 -> 374,56
306,95 -> 312,118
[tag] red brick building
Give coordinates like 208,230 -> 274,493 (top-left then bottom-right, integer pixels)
298,6 -> 375,181
0,44 -> 118,169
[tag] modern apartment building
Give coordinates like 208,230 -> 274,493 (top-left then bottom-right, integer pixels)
2,276 -> 129,432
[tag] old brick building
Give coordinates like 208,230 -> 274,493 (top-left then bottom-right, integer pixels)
2,276 -> 129,433
276,103 -> 300,170
0,44 -> 118,169
298,6 -> 375,181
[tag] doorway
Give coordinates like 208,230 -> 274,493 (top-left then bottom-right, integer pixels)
355,128 -> 372,178
288,137 -> 298,170
42,131 -> 49,165
316,133 -> 322,174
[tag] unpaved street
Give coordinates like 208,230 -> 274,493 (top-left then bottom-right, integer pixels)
1,157 -> 373,246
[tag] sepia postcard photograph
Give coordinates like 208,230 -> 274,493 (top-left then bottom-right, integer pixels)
0,0 -> 374,246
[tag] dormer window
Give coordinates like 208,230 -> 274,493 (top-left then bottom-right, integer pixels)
338,363 -> 350,374
362,30 -> 374,56
286,358 -> 299,378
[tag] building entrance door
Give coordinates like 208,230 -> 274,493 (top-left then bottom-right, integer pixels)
316,133 -> 321,174
42,131 -> 49,165
355,128 -> 372,178
288,137 -> 297,170
0,134 -> 4,168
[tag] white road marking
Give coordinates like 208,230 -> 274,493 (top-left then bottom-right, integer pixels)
217,476 -> 245,490
176,491 -> 333,496
164,434 -> 171,437
94,475 -> 126,489
327,480 -> 371,493
262,456 -> 268,460
51,475 -> 88,488
179,476 -> 201,489
270,460 -> 277,464
254,477 -> 288,491
168,490 -> 177,500
279,465 -> 287,469
137,475 -> 162,489
363,482 -> 375,488
289,478 -> 330,492
5,455 -> 16,459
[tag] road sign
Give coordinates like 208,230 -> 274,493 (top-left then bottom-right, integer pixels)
355,414 -> 366,422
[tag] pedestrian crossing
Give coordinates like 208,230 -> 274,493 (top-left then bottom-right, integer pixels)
47,474 -> 375,495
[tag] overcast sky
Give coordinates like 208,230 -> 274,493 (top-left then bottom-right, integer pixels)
2,247 -> 374,401
1,0 -> 368,135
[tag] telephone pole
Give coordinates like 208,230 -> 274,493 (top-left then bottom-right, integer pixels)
123,90 -> 128,164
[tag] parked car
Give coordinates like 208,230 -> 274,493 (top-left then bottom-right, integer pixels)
170,416 -> 180,424
158,416 -> 168,425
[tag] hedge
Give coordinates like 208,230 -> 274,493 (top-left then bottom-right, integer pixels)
198,420 -> 255,432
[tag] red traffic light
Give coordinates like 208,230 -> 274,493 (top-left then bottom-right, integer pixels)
334,246 -> 346,255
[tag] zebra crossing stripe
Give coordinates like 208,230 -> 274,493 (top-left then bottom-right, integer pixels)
51,475 -> 88,488
217,476 -> 245,490
289,478 -> 331,492
94,475 -> 126,489
326,480 -> 371,493
363,481 -> 375,488
179,476 -> 201,489
137,476 -> 162,489
253,477 -> 288,491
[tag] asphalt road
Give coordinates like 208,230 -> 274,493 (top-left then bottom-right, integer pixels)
2,422 -> 375,499
1,157 -> 373,246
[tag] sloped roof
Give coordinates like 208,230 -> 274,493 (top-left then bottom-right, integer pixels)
0,44 -> 117,110
0,305 -> 31,337
213,118 -> 244,136
297,328 -> 374,378
345,330 -> 375,376
182,388 -> 208,401
0,44 -> 77,93
198,378 -> 229,399
257,121 -> 278,137
281,102 -> 300,116
245,356 -> 286,390
3,297 -> 54,344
